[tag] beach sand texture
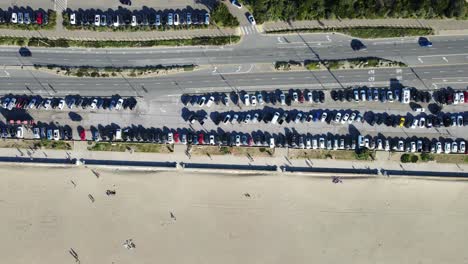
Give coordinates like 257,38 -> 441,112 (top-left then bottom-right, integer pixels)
1,166 -> 468,264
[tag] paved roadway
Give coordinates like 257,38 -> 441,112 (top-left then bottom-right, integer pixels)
1,63 -> 467,97
1,34 -> 468,69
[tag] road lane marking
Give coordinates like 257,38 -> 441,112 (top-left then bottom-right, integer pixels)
418,57 -> 424,63
442,57 -> 448,62
419,53 -> 468,58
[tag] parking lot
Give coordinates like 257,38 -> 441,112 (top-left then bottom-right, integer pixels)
0,87 -> 466,149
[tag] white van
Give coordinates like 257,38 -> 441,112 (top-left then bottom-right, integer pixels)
115,129 -> 122,141
269,137 -> 275,148
270,112 -> 280,124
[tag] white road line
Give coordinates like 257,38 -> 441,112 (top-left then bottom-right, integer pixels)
442,57 -> 448,62
419,53 -> 468,58
418,57 -> 424,63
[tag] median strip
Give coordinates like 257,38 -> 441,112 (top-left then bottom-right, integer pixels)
33,64 -> 197,78
275,57 -> 407,71
0,35 -> 240,48
266,27 -> 434,38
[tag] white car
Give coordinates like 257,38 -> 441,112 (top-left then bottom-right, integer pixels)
402,88 -> 410,104
454,92 -> 460,104
2,97 -> 10,108
341,113 -> 350,124
419,117 -> 426,128
250,95 -> 257,106
334,112 -> 342,123
444,142 -> 451,154
206,96 -> 215,107
58,99 -> 65,110
410,141 -> 416,153
115,98 -> 124,110
209,135 -> 215,145
235,135 -> 241,146
173,13 -> 180,26
16,126 -> 24,139
90,99 -> 98,109
460,92 -> 465,104
243,114 -> 251,124
320,112 -> 327,122
94,14 -> 100,26
348,112 -> 356,124
319,137 -> 325,149
33,127 -> 40,139
411,119 -> 418,129
70,13 -> 76,25
11,13 -> 17,23
436,142 -> 442,154
113,15 -> 120,27
312,138 -> 318,149
248,14 -> 256,25
280,93 -> 286,105
269,137 -> 275,149
244,94 -> 250,106
131,15 -> 137,27
307,91 -> 313,103
53,129 -> 60,141
397,140 -> 404,151
292,92 -> 298,102
306,138 -> 311,149
460,141 -> 466,153
167,132 -> 174,144
452,142 -> 458,153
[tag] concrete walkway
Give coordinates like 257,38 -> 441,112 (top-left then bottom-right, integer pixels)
263,19 -> 468,35
3,141 -> 467,175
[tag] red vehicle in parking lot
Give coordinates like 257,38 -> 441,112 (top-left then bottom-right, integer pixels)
36,11 -> 43,25
465,91 -> 468,103
198,133 -> 204,144
173,132 -> 179,143
79,129 -> 86,141
298,91 -> 304,103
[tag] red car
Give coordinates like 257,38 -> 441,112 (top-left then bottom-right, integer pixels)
447,93 -> 453,105
16,98 -> 23,108
198,133 -> 204,144
79,129 -> 86,141
298,91 -> 304,103
173,132 -> 179,143
465,91 -> 468,103
248,136 -> 254,146
36,12 -> 43,25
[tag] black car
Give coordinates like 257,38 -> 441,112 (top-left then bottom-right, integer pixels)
19,47 -> 32,57
351,39 -> 366,51
331,90 -> 338,101
318,91 -> 325,103
375,113 -> 384,125
312,90 -> 319,103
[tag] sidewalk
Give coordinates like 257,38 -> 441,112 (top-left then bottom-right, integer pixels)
3,141 -> 467,175
263,19 -> 468,35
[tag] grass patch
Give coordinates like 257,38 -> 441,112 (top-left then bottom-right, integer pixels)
35,140 -> 72,150
211,2 -> 240,27
0,36 -> 240,48
433,154 -> 468,164
191,146 -> 274,157
88,142 -> 173,153
35,64 -> 196,77
304,57 -> 406,71
266,27 -> 434,38
289,149 -> 373,161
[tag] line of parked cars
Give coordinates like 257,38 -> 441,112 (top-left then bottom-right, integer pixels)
0,95 -> 137,111
331,87 -> 424,104
68,9 -> 209,27
88,126 -> 467,154
187,89 -> 326,108
0,9 -> 49,25
433,88 -> 467,105
214,108 -> 466,128
0,125 -> 72,140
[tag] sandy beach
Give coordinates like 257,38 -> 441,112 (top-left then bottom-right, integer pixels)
1,165 -> 468,264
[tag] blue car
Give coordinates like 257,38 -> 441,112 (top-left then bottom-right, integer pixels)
418,37 -> 432,47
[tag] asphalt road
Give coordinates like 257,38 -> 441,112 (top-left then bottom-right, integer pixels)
1,63 -> 467,97
1,34 -> 468,69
